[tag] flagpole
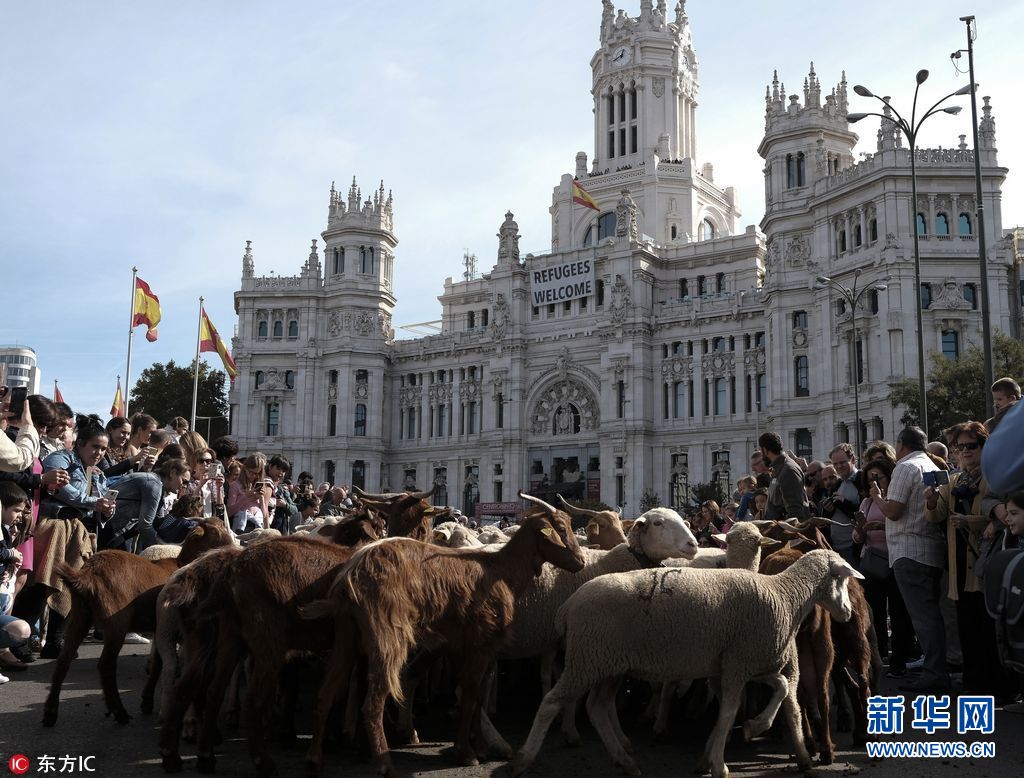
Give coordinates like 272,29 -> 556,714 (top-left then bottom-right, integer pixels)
53,379 -> 58,402
191,296 -> 204,429
124,266 -> 138,417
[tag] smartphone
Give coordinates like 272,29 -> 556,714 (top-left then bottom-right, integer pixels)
106,489 -> 120,502
7,386 -> 27,418
922,470 -> 951,488
210,461 -> 223,479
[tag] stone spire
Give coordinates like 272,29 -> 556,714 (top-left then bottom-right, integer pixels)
304,238 -> 321,278
675,0 -> 687,27
836,71 -> 848,116
803,62 -> 821,108
600,0 -> 614,43
496,211 -> 521,266
979,96 -> 996,149
347,176 -> 361,211
242,239 -> 254,278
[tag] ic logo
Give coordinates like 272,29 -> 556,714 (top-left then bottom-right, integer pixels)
8,754 -> 30,775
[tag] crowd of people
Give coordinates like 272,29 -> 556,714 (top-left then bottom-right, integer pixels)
3,377 -> 1024,706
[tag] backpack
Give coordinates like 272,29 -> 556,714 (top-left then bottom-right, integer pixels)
984,549 -> 1024,673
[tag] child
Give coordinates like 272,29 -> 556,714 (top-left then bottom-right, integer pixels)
997,492 -> 1024,552
1,483 -> 34,677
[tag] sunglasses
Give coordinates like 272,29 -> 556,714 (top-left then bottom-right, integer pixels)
198,458 -> 213,464
952,442 -> 981,451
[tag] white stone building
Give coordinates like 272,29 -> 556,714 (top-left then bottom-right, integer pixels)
229,0 -> 1016,515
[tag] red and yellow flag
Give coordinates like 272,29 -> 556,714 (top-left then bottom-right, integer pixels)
133,277 -> 162,342
110,377 -> 125,418
53,380 -> 64,404
200,308 -> 238,379
571,178 -> 600,211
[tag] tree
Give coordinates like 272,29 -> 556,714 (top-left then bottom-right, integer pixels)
129,360 -> 230,441
689,480 -> 727,509
890,331 -> 1024,440
639,487 -> 661,512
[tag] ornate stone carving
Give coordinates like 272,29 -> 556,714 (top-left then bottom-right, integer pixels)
327,311 -> 342,336
615,189 -> 639,242
399,386 -> 422,405
932,277 -> 970,310
261,368 -> 286,391
491,293 -> 511,339
700,352 -> 735,377
785,234 -> 811,264
792,330 -> 809,348
530,378 -> 600,435
661,355 -> 694,378
652,77 -> 665,98
743,347 -> 766,369
459,381 -> 480,401
497,211 -> 521,265
885,232 -> 902,249
354,311 -> 374,336
765,239 -> 781,271
608,274 -> 633,324
353,383 -> 369,400
328,384 -> 338,400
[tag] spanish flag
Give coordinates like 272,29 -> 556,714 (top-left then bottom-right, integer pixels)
571,178 -> 600,211
53,380 -> 65,404
133,277 -> 162,342
200,308 -> 238,379
110,377 -> 125,418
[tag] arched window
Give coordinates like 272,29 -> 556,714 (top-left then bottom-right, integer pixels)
272,320 -> 283,338
795,356 -> 810,397
257,321 -> 268,339
266,402 -> 280,436
869,218 -> 878,242
698,219 -> 716,241
838,230 -> 847,253
786,154 -> 796,188
354,404 -> 367,436
854,224 -> 862,247
254,371 -> 264,389
284,370 -> 294,389
368,247 -> 375,273
958,213 -> 972,235
328,404 -> 337,436
333,247 -> 344,275
287,320 -> 298,339
916,213 -> 927,236
359,246 -> 367,273
935,213 -> 950,236
583,212 -> 618,247
796,152 -> 806,187
670,224 -> 677,240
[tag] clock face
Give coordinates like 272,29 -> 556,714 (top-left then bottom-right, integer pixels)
611,46 -> 631,68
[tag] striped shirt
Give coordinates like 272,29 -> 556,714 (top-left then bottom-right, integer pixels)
885,450 -> 945,569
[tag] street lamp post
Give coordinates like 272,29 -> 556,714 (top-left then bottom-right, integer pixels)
817,270 -> 890,457
847,72 -> 972,436
953,16 -> 995,417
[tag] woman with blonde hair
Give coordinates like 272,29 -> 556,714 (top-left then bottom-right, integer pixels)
177,431 -> 209,472
225,452 -> 271,533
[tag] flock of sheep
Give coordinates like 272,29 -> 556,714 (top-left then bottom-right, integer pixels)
42,489 -> 868,778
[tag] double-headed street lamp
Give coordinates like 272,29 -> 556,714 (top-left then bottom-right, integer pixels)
847,71 -> 973,436
817,270 -> 890,457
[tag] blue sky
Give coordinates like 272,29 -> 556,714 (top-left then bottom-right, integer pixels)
2,0 -> 1020,418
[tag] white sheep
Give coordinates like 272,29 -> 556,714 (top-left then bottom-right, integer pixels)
141,544 -> 183,561
512,549 -> 863,778
235,527 -> 282,545
651,521 -> 781,736
479,507 -> 699,752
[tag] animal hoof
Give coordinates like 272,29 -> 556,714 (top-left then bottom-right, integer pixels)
490,742 -> 514,761
42,710 -> 57,727
510,755 -> 532,776
161,753 -> 183,773
621,738 -> 635,755
196,754 -> 217,774
818,752 -> 834,766
619,760 -> 641,777
115,710 -> 132,725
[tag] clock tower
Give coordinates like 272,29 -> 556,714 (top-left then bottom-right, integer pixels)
593,0 -> 698,170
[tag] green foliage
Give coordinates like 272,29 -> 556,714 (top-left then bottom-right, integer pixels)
639,487 -> 661,512
129,360 -> 229,441
891,331 -> 1024,440
689,480 -> 727,508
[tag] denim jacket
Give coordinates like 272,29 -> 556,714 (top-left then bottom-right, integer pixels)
40,449 -> 108,518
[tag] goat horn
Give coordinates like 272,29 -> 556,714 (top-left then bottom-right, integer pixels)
351,485 -> 403,500
556,494 -> 599,518
406,489 -> 435,501
519,491 -> 558,514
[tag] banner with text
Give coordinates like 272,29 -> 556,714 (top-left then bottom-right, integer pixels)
531,259 -> 595,306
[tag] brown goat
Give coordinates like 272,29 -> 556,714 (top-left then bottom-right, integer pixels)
759,546 -> 836,764
300,493 -> 586,777
42,520 -> 235,727
158,510 -> 386,775
356,488 -> 438,540
829,576 -> 874,746
557,495 -> 626,550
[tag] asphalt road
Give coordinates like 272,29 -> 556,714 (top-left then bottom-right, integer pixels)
2,642 -> 1022,777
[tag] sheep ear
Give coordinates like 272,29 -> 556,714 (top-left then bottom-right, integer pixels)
711,533 -> 727,545
632,516 -> 648,532
192,526 -> 205,538
540,526 -> 566,547
831,558 -> 864,580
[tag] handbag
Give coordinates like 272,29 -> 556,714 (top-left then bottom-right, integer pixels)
859,545 -> 890,581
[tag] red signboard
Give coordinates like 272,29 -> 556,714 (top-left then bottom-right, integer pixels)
475,501 -> 522,519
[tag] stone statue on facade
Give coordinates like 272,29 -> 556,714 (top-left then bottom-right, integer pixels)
609,274 -> 633,324
491,293 -> 511,339
497,211 -> 521,265
615,189 -> 639,242
932,277 -> 970,310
